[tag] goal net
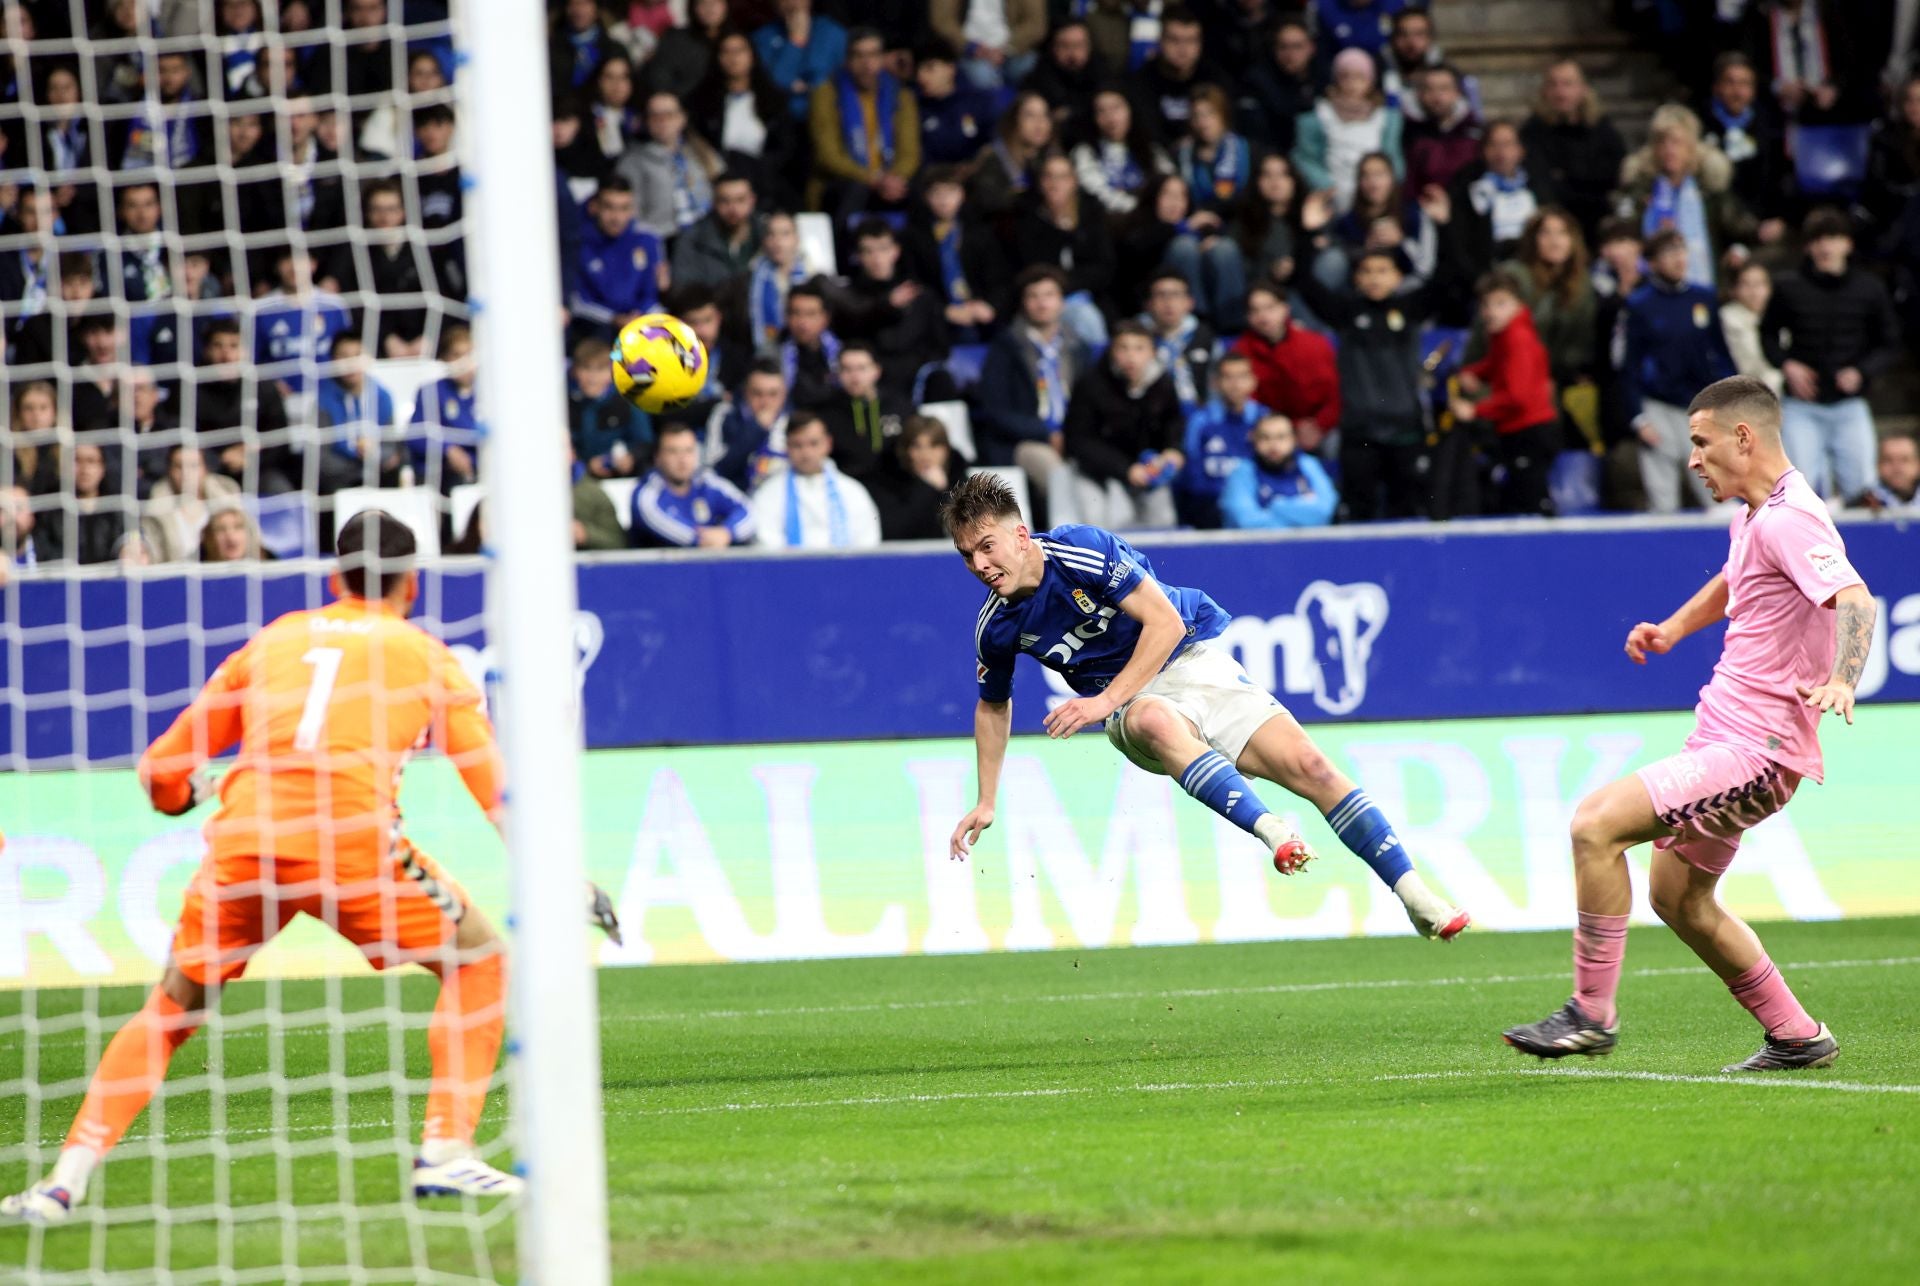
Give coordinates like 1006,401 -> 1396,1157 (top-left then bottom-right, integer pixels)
1,2 -> 603,1281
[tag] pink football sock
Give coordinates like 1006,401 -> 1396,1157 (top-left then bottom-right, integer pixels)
1726,955 -> 1819,1040
1572,911 -> 1630,1029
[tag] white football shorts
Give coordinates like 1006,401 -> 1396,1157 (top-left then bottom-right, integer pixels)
1103,641 -> 1288,775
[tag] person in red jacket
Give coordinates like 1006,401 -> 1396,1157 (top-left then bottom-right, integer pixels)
1452,272 -> 1559,516
1230,284 -> 1340,453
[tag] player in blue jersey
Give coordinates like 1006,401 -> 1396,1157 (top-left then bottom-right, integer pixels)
940,472 -> 1470,939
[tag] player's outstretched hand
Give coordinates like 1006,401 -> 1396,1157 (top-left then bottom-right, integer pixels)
1796,681 -> 1857,725
1625,622 -> 1673,665
1043,696 -> 1111,741
950,804 -> 994,861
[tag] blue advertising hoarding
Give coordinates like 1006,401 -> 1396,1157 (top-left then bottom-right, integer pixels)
4,516 -> 1917,767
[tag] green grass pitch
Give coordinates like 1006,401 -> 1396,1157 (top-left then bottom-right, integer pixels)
4,917 -> 1918,1283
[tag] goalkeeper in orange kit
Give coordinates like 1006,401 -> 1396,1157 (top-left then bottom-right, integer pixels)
2,511 -> 619,1223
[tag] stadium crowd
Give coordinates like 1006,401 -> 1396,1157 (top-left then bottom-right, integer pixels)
4,0 -> 1920,569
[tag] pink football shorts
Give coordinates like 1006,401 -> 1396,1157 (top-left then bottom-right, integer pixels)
1636,736 -> 1802,876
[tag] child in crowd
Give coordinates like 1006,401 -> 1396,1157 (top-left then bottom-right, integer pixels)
1452,272 -> 1559,517
1177,352 -> 1265,529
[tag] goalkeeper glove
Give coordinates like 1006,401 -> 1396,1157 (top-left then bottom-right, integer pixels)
588,882 -> 624,946
155,767 -> 220,818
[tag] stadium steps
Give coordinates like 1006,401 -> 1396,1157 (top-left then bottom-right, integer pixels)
1434,0 -> 1678,145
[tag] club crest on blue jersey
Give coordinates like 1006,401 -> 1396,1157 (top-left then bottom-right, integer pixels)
1072,589 -> 1096,614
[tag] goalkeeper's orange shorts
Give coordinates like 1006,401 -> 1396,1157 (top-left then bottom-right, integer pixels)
170,842 -> 474,985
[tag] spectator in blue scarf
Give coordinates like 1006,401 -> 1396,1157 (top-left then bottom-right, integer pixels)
550,0 -> 626,95
904,168 -> 1010,341
1071,85 -> 1174,220
808,28 -> 921,239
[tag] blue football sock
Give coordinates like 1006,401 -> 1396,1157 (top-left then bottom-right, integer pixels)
1176,750 -> 1271,835
1324,789 -> 1415,888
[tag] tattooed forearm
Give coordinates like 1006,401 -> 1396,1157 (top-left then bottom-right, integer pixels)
1831,597 -> 1876,688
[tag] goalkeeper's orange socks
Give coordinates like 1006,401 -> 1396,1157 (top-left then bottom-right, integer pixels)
57,987 -> 201,1198
421,951 -> 507,1159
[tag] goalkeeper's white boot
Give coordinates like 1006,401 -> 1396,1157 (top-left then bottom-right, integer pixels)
413,1145 -> 525,1199
0,1182 -> 75,1226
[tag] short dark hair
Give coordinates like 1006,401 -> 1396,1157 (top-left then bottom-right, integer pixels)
665,282 -> 718,316
786,409 -> 827,439
1802,206 -> 1852,242
1393,7 -> 1433,31
1475,269 -> 1525,301
847,26 -> 884,50
413,102 -> 454,128
1712,51 -> 1754,82
363,177 -> 403,209
713,169 -> 753,191
1424,63 -> 1463,89
915,40 -> 958,67
922,163 -> 967,191
1644,228 -> 1690,263
204,317 -> 242,343
58,252 -> 97,281
1352,248 -> 1403,276
1595,216 -> 1642,247
1687,374 -> 1781,436
654,420 -> 699,444
1110,319 -> 1154,346
336,509 -> 418,599
1216,351 -> 1252,371
1161,6 -> 1200,32
1147,269 -> 1191,294
596,174 -> 635,197
1014,263 -> 1069,299
838,339 -> 880,363
331,327 -> 366,351
787,281 -> 828,311
744,357 -> 785,384
854,218 -> 898,245
939,470 -> 1021,536
76,313 -> 115,336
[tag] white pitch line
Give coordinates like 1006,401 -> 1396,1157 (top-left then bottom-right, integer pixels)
1383,1068 -> 1920,1096
3,955 -> 1917,1051
595,954 -> 1920,1023
24,1062 -> 1920,1153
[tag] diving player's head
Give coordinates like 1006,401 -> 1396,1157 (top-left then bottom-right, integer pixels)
1685,374 -> 1786,506
941,472 -> 1038,600
333,509 -> 419,614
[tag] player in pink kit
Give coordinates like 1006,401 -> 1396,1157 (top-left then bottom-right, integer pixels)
1504,376 -> 1876,1071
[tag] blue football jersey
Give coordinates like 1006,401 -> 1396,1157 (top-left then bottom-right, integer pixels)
974,525 -> 1231,701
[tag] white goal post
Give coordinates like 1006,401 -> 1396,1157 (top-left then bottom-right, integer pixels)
460,1 -> 611,1282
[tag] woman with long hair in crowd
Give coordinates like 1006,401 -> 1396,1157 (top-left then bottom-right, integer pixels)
1015,152 -> 1115,348
689,27 -> 800,206
1070,85 -> 1172,219
969,90 -> 1055,225
1321,150 -> 1437,288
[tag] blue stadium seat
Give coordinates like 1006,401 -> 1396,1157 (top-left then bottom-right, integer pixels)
945,342 -> 989,390
252,493 -> 316,560
1793,124 -> 1871,198
1549,450 -> 1604,516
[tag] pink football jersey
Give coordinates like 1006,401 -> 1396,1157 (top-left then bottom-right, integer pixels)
1693,468 -> 1864,783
